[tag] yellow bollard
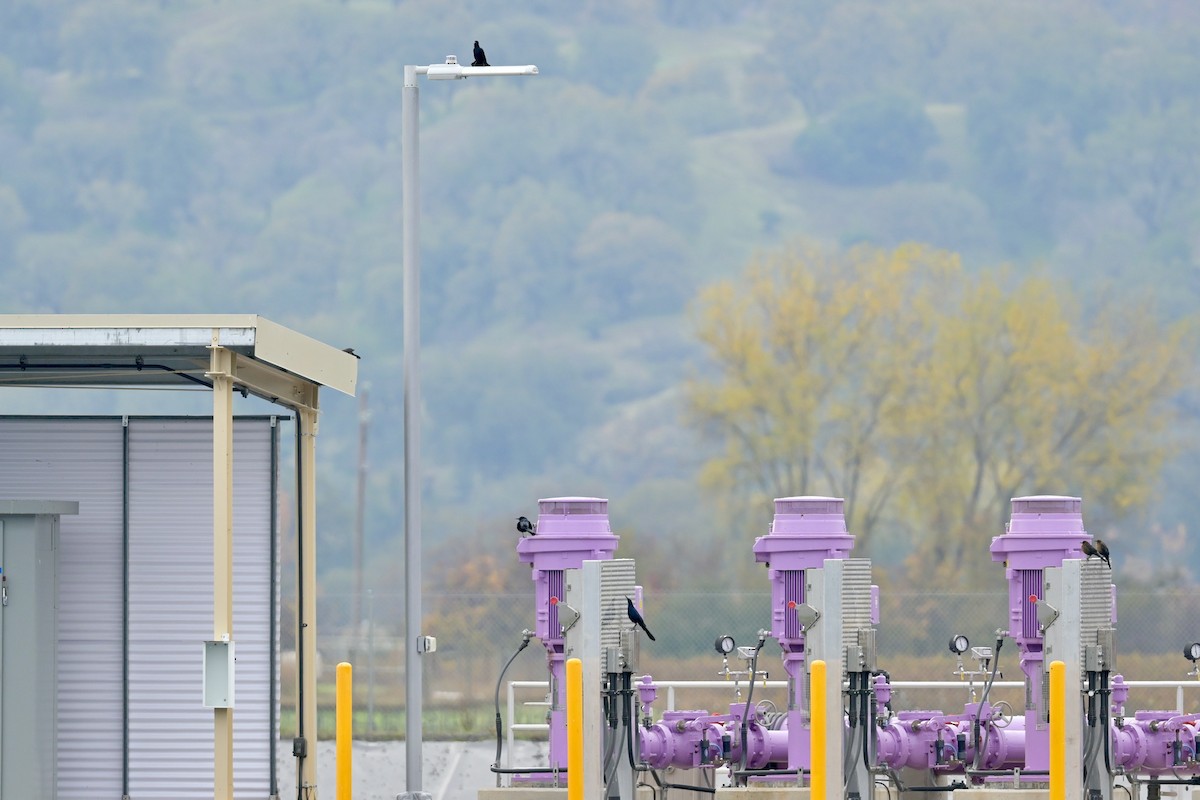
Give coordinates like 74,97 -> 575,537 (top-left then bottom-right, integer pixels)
810,659 -> 826,799
337,661 -> 353,800
567,658 -> 584,800
1049,660 -> 1065,800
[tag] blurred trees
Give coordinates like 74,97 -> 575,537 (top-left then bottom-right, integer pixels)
789,93 -> 937,186
0,0 -> 1199,580
688,243 -> 1196,587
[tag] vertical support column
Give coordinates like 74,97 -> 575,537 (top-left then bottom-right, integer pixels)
402,62 -> 425,796
296,402 -> 320,795
564,561 -> 605,800
806,560 -> 845,798
209,343 -> 235,800
1043,561 -> 1084,799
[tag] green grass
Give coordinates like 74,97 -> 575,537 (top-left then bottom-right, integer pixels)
279,703 -> 549,741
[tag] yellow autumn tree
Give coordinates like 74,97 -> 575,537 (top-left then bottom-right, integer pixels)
687,242 -> 1194,587
902,273 -> 1194,586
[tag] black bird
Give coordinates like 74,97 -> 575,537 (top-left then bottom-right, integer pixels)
626,596 -> 656,641
1095,539 -> 1111,569
1081,540 -> 1099,560
516,515 -> 536,536
472,40 -> 490,67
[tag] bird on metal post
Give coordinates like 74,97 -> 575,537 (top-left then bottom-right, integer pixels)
1095,539 -> 1111,569
626,596 -> 656,641
1081,540 -> 1099,560
516,515 -> 536,536
472,40 -> 490,67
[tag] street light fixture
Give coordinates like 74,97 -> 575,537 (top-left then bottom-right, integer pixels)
401,54 -> 538,798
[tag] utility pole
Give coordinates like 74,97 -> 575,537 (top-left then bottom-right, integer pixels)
351,385 -> 369,668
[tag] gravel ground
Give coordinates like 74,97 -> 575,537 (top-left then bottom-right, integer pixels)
275,740 -> 550,800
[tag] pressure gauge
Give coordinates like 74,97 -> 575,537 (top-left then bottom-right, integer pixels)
949,634 -> 970,655
1185,642 -> 1200,662
715,635 -> 736,655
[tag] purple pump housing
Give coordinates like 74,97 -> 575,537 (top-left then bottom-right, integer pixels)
989,495 -> 1091,771
516,497 -> 618,771
752,496 -> 855,770
634,490 -> 1198,785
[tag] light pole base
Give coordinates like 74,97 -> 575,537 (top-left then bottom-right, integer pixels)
397,793 -> 433,800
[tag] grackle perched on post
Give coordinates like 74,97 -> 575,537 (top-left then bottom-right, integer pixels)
626,596 -> 656,641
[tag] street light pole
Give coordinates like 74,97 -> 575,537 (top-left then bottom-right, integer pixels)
401,55 -> 537,798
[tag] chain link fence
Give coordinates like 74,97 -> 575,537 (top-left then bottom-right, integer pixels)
284,589 -> 1200,739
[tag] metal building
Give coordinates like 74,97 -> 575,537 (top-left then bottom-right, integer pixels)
0,315 -> 358,800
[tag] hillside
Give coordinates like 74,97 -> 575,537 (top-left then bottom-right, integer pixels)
1,0 -> 1198,587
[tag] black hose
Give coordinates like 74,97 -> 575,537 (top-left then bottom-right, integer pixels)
1083,670 -> 1097,785
738,634 -> 767,784
861,671 -> 873,768
490,766 -> 569,775
603,674 -> 621,787
623,671 -> 639,772
1102,670 -> 1113,775
844,671 -> 861,785
972,635 -> 1004,770
734,768 -> 801,777
885,765 -> 969,793
492,630 -> 533,780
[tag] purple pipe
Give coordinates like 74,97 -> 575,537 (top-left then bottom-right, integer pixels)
640,711 -> 726,769
1113,712 -> 1200,774
639,705 -> 789,771
516,497 -> 619,771
875,705 -> 1027,772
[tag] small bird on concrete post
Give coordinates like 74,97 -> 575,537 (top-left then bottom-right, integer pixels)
516,515 -> 536,536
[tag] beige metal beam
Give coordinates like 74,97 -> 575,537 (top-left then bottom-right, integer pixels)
296,401 -> 320,795
208,342 -> 235,800
228,352 -> 319,412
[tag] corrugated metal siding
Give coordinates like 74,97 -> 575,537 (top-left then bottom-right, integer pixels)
0,416 -> 278,799
599,559 -> 637,650
231,420 -> 275,797
127,419 -> 274,800
841,558 -> 874,670
0,418 -> 125,800
1080,559 -> 1114,666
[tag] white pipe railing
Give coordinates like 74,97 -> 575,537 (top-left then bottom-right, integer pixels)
503,677 -> 1200,775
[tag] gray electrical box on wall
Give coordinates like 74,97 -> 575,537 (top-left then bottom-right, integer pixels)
203,640 -> 235,708
0,500 -> 77,800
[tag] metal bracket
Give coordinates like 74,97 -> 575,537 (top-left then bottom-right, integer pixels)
1035,598 -> 1060,632
558,602 -> 581,635
795,602 -> 821,632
